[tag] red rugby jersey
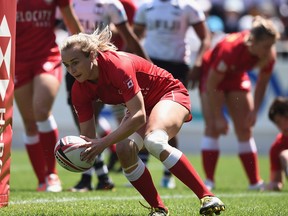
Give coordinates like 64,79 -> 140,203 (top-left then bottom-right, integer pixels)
72,51 -> 187,122
16,0 -> 70,62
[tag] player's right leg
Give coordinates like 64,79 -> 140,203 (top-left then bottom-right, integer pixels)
200,92 -> 222,191
117,135 -> 169,215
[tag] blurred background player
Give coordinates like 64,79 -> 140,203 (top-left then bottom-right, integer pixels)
198,15 -> 280,191
61,0 -> 149,192
266,97 -> 288,191
133,0 -> 211,189
15,0 -> 83,192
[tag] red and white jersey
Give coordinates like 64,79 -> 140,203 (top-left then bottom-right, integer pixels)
134,0 -> 205,63
199,31 -> 275,92
203,31 -> 274,76
72,51 -> 189,122
72,0 -> 127,34
16,0 -> 70,62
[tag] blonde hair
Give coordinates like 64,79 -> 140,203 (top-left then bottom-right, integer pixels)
249,16 -> 280,42
60,26 -> 117,55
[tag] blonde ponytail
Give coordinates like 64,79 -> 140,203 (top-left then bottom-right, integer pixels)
60,26 -> 118,55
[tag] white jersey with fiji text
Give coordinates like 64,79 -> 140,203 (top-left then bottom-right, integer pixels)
134,0 -> 205,63
73,0 -> 128,33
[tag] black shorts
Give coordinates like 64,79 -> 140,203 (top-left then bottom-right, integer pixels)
150,58 -> 189,85
65,72 -> 75,105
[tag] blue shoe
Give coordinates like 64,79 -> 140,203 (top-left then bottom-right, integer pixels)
161,176 -> 176,189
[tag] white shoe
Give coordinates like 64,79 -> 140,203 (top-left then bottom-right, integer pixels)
248,180 -> 265,191
161,176 -> 176,189
204,179 -> 215,191
46,174 -> 62,192
124,181 -> 133,187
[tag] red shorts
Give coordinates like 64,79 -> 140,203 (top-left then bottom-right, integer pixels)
199,63 -> 251,93
146,83 -> 192,122
15,56 -> 62,88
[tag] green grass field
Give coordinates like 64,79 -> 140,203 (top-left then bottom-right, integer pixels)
1,149 -> 288,215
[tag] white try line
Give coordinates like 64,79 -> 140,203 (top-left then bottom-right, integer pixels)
9,192 -> 284,205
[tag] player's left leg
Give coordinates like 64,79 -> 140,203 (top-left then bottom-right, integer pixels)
144,100 -> 225,214
226,91 -> 264,190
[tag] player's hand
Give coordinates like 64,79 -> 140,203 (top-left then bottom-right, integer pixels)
79,135 -> 106,163
186,66 -> 201,89
215,116 -> 228,135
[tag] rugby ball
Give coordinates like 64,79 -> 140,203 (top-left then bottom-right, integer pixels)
54,136 -> 94,172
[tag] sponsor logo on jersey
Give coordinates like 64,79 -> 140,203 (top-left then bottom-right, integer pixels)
16,10 -> 52,27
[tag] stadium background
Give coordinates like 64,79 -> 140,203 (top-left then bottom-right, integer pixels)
11,29 -> 288,155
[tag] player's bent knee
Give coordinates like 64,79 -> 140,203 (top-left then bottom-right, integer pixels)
115,139 -> 132,158
127,132 -> 144,151
144,129 -> 169,159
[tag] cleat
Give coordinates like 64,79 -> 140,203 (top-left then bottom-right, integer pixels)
139,202 -> 169,216
204,179 -> 215,191
161,176 -> 176,189
37,183 -> 46,192
69,174 -> 93,192
46,174 -> 62,192
148,208 -> 169,216
215,210 -> 222,215
200,196 -> 225,216
96,179 -> 115,190
248,180 -> 265,191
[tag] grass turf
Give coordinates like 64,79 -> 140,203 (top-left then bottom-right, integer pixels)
1,149 -> 288,215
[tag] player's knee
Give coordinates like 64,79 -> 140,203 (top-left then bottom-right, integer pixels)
116,140 -> 131,158
236,127 -> 252,140
144,129 -> 169,159
128,132 -> 144,152
205,124 -> 219,137
116,134 -> 143,158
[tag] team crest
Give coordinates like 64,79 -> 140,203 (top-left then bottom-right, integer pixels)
126,79 -> 134,89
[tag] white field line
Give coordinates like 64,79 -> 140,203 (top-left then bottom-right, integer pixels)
10,192 -> 284,205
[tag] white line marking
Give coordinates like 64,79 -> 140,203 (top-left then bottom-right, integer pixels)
10,192 -> 284,205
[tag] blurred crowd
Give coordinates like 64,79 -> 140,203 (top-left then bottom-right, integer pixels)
198,0 -> 288,37
194,0 -> 288,55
